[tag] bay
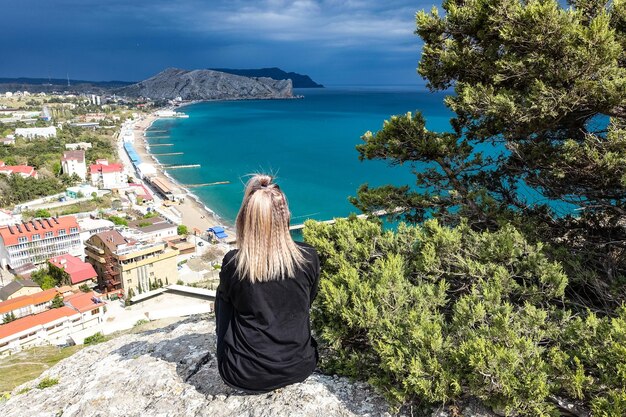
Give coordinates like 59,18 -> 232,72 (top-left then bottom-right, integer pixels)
146,87 -> 452,225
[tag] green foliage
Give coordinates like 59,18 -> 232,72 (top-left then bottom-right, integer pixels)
34,209 -> 51,218
50,295 -> 64,309
31,268 -> 57,290
0,174 -> 67,207
176,279 -> 184,285
48,263 -> 70,287
143,211 -> 158,219
78,284 -> 91,293
177,224 -> 188,235
148,279 -> 164,291
36,377 -> 59,389
107,215 -> 128,226
134,319 -> 149,327
305,217 -> 626,415
83,332 -> 106,345
3,312 -> 16,324
354,0 -> 626,308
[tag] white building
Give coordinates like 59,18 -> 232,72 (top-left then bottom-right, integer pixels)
126,217 -> 178,242
0,292 -> 105,354
61,150 -> 87,180
14,126 -> 57,139
0,210 -> 20,227
89,160 -> 126,189
65,142 -> 92,150
136,162 -> 157,179
0,217 -> 82,270
78,217 -> 114,246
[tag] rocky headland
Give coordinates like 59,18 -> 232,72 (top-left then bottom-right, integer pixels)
0,315 -> 499,417
210,68 -> 323,88
115,68 -> 294,100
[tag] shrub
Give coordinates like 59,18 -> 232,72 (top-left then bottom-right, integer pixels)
37,377 -> 59,389
108,215 -> 128,226
83,332 -> 106,346
134,319 -> 149,327
304,217 -> 625,415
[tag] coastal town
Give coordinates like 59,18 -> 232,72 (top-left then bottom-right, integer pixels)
0,90 -> 234,357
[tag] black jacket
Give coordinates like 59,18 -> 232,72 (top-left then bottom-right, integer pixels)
215,242 -> 320,392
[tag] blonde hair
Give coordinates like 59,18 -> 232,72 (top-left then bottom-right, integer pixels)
234,174 -> 305,282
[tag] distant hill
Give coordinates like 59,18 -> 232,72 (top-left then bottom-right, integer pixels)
115,68 -> 293,100
210,67 -> 323,88
0,78 -> 133,94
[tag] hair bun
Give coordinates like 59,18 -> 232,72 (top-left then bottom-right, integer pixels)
255,174 -> 273,188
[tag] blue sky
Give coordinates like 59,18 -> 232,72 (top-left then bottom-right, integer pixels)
1,0 -> 436,86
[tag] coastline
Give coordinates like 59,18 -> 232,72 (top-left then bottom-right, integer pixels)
128,113 -> 236,240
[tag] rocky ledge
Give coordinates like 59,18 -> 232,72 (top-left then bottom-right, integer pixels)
0,316 -> 499,417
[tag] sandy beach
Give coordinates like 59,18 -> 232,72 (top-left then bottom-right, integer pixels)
129,113 -> 236,241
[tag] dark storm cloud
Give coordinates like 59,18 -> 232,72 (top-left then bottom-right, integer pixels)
1,0 -> 435,85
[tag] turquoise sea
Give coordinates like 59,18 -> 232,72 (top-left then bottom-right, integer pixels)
146,87 -> 452,226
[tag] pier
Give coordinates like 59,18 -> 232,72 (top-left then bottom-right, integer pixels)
145,135 -> 170,139
152,152 -> 184,156
289,208 -> 405,231
162,164 -> 201,170
149,143 -> 174,147
147,130 -> 167,133
186,181 -> 230,188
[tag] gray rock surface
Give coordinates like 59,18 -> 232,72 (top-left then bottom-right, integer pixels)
0,316 -> 399,417
0,315 -> 500,417
116,68 -> 293,100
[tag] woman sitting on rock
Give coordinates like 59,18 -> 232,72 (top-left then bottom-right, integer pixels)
215,174 -> 320,393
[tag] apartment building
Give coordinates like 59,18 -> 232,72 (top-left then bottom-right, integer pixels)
0,217 -> 82,270
0,288 -> 59,320
89,159 -> 125,189
85,230 -> 178,297
127,216 -> 177,241
0,291 -> 105,354
61,150 -> 87,180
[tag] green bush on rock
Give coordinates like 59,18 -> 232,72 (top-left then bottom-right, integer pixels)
304,217 -> 626,415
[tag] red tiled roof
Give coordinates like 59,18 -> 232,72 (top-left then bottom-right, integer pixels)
89,163 -> 123,174
0,216 -> 79,246
48,254 -> 97,285
64,291 -> 105,313
0,288 -> 59,315
0,306 -> 78,340
0,164 -> 37,177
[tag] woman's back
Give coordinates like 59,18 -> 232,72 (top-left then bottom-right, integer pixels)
214,174 -> 320,393
216,242 -> 320,392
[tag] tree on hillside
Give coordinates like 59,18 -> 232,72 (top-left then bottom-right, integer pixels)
353,0 -> 626,308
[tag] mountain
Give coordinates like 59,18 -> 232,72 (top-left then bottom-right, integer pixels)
211,67 -> 324,88
115,68 -> 294,100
